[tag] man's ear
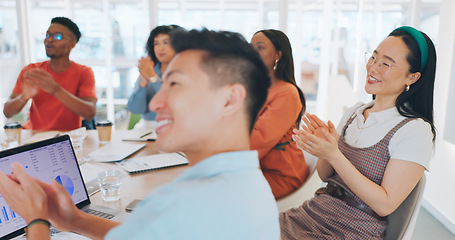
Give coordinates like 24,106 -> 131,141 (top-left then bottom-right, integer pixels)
70,41 -> 77,49
222,83 -> 247,116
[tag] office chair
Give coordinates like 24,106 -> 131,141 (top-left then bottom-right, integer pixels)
276,151 -> 321,212
384,174 -> 426,240
81,118 -> 96,130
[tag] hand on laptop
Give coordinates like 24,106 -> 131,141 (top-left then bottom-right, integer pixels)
0,162 -> 116,239
0,162 -> 49,223
38,178 -> 82,232
0,162 -> 83,233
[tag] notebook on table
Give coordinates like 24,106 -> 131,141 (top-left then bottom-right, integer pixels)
117,152 -> 188,174
0,135 -> 129,240
121,128 -> 157,142
79,141 -> 146,163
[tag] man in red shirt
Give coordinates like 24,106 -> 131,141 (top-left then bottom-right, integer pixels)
3,17 -> 97,131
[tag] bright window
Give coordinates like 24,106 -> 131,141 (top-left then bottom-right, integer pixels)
0,0 -> 441,129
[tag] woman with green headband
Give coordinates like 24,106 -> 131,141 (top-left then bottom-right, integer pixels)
280,26 -> 436,239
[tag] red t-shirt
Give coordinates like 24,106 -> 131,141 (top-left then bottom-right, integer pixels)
13,61 -> 97,131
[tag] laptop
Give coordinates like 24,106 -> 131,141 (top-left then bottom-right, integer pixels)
0,135 -> 129,240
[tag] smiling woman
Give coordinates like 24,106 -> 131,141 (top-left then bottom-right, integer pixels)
363,36 -> 422,110
127,25 -> 182,129
280,26 -> 437,239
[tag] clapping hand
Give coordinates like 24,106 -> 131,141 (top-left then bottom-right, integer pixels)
21,80 -> 39,100
138,56 -> 157,87
292,113 -> 340,161
0,163 -> 48,224
0,163 -> 88,234
24,68 -> 60,96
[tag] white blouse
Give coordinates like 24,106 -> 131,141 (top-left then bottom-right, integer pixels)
336,101 -> 433,170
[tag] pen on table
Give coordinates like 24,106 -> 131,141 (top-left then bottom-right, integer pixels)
140,132 -> 153,138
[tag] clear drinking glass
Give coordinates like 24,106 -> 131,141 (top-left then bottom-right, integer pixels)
68,127 -> 87,156
98,170 -> 124,202
0,131 -> 20,151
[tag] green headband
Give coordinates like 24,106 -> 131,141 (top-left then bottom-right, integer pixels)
392,26 -> 428,72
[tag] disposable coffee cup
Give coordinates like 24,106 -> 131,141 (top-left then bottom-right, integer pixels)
4,122 -> 22,144
96,120 -> 113,144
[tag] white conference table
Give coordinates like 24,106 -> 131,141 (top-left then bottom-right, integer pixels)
22,129 -> 190,213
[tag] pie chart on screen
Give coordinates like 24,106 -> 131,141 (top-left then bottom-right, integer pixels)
54,175 -> 74,195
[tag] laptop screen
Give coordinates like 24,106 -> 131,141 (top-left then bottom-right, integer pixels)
0,135 -> 91,239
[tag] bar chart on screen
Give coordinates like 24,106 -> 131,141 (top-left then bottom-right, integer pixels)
1,206 -> 16,223
0,196 -> 26,233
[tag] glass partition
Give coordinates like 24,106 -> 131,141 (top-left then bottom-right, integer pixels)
0,0 -> 21,126
1,0 -> 442,129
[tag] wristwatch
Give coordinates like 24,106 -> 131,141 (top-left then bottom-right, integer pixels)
149,76 -> 158,83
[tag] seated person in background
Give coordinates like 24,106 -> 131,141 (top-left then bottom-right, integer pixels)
127,25 -> 182,129
0,29 -> 279,240
280,26 -> 436,239
3,16 -> 97,131
250,29 -> 308,199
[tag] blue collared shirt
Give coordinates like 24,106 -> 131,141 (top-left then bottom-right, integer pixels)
106,151 -> 280,240
127,63 -> 162,121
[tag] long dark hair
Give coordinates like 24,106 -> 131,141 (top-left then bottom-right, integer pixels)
145,25 -> 182,65
388,30 -> 436,141
255,29 -> 306,127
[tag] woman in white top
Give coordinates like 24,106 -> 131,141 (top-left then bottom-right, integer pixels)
280,26 -> 436,239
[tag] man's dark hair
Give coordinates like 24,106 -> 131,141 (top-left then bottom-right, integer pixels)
51,17 -> 81,42
170,28 -> 270,132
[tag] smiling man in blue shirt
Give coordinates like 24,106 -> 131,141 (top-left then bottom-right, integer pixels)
0,29 -> 279,240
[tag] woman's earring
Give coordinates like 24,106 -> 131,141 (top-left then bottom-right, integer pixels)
273,59 -> 278,70
406,85 -> 410,92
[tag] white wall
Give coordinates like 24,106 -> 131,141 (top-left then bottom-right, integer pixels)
422,0 -> 455,234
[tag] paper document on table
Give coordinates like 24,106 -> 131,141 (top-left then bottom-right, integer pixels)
79,163 -> 106,196
117,152 -> 188,174
80,142 -> 146,162
79,163 -> 106,182
24,131 -> 61,144
122,128 -> 157,142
